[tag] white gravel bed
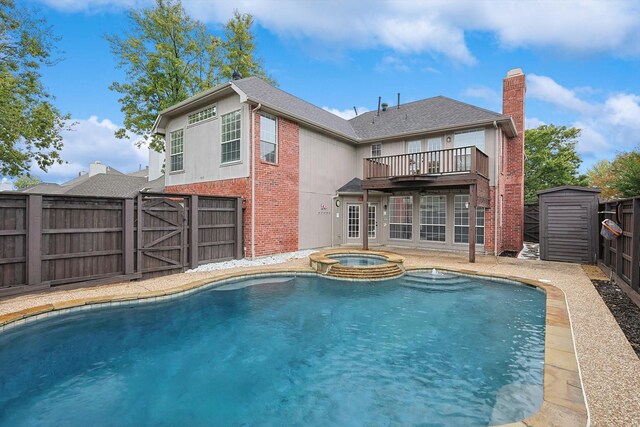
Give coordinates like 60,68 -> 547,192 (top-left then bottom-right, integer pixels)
186,250 -> 317,273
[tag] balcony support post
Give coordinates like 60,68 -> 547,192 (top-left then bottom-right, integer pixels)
363,189 -> 369,250
469,184 -> 477,263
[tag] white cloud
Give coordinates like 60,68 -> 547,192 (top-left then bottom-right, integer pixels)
31,116 -> 148,183
525,117 -> 546,130
376,55 -> 411,73
36,0 -> 640,62
527,75 -> 640,171
322,106 -> 370,120
527,74 -> 597,115
463,85 -> 499,104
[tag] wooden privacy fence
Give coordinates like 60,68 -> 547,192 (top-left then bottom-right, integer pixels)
0,192 -> 243,297
524,204 -> 540,243
599,197 -> 640,295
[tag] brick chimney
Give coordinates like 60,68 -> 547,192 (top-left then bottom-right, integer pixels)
501,68 -> 526,253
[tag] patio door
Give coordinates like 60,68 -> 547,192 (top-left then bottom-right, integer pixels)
407,140 -> 422,174
368,203 -> 379,241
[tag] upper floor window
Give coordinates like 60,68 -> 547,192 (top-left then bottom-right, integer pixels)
221,110 -> 241,164
169,129 -> 184,172
407,140 -> 421,154
260,113 -> 277,163
188,105 -> 216,125
371,143 -> 382,157
427,137 -> 442,151
454,129 -> 485,152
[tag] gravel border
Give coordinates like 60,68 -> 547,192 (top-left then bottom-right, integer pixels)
592,279 -> 640,357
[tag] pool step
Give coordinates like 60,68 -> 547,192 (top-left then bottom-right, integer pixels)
400,274 -> 479,292
326,263 -> 404,280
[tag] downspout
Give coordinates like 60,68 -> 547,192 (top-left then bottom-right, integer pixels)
251,103 -> 262,260
493,120 -> 499,257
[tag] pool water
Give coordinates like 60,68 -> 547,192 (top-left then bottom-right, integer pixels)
329,254 -> 387,266
0,273 -> 546,426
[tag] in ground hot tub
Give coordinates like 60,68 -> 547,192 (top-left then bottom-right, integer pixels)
328,254 -> 387,266
309,250 -> 405,280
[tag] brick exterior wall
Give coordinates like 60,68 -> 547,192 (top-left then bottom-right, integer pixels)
165,112 -> 300,258
501,70 -> 526,253
252,113 -> 299,257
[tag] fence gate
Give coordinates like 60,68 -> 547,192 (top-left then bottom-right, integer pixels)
138,196 -> 186,277
524,204 -> 540,243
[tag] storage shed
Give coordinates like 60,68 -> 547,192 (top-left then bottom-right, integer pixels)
539,186 -> 601,263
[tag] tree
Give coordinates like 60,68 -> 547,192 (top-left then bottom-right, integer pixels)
221,10 -> 275,84
107,0 -> 223,152
524,124 -> 587,204
0,0 -> 71,177
610,151 -> 640,198
586,159 -> 617,199
108,2 -> 274,152
13,174 -> 41,190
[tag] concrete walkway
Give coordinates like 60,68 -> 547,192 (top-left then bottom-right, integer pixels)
1,249 -> 638,426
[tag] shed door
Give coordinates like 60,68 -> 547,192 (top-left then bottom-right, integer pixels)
544,202 -> 591,263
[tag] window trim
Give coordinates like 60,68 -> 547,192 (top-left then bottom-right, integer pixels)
388,196 -> 413,241
169,128 -> 184,173
187,104 -> 217,126
221,109 -> 242,164
347,203 -> 361,239
420,195 -> 446,242
260,113 -> 278,164
371,143 -> 382,157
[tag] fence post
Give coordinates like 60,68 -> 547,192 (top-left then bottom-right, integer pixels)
123,199 -> 135,275
190,195 -> 199,268
27,195 -> 42,287
632,198 -> 640,291
136,194 -> 143,274
616,204 -> 624,278
236,197 -> 244,259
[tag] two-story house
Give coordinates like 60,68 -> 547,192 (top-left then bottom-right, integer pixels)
152,68 -> 526,261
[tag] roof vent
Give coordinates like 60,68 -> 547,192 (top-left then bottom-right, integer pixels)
232,70 -> 242,80
381,102 -> 388,112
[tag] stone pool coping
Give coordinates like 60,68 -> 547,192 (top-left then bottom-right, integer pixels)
0,261 -> 588,426
309,248 -> 404,273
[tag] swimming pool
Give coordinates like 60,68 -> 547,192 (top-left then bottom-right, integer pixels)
0,272 -> 546,426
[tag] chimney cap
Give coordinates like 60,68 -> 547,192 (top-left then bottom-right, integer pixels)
506,68 -> 524,78
381,102 -> 388,111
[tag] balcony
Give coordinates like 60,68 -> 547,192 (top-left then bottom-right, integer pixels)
363,146 -> 489,181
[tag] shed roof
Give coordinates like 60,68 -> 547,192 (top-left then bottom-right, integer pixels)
537,185 -> 601,195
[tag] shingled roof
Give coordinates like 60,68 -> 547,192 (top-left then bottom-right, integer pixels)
232,77 -> 359,139
349,96 -> 510,140
155,76 -> 517,142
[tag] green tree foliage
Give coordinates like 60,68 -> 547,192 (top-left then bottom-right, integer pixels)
587,150 -> 640,199
13,174 -> 41,190
524,124 -> 587,203
108,2 -> 273,152
0,0 -> 71,177
221,10 -> 275,84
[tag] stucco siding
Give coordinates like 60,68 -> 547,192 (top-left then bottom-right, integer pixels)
298,127 -> 357,250
164,94 -> 249,187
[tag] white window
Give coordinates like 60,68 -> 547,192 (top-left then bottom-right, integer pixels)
407,140 -> 421,154
188,105 -> 216,125
221,110 -> 241,163
371,143 -> 382,157
427,137 -> 442,151
347,204 -> 360,239
260,113 -> 277,163
420,195 -> 446,242
454,195 -> 485,244
389,196 -> 413,240
169,129 -> 184,172
454,129 -> 485,152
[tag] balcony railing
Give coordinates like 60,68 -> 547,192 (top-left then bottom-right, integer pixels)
363,146 -> 489,180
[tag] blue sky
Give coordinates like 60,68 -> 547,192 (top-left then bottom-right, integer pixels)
15,0 -> 640,183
